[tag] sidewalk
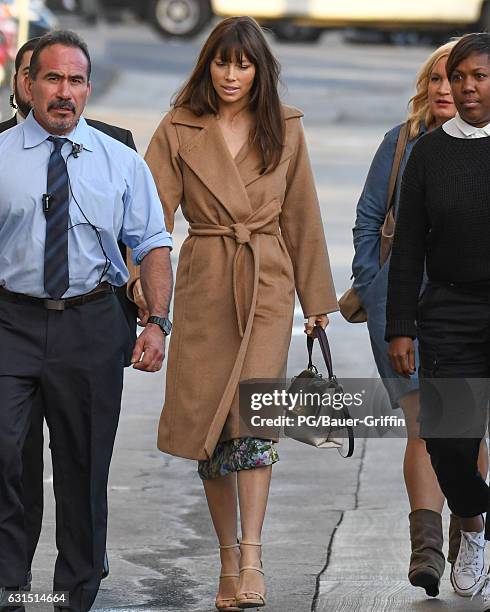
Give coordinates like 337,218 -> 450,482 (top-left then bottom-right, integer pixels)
316,437 -> 478,611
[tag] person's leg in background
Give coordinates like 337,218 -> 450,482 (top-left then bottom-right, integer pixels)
21,395 -> 45,590
399,391 -> 446,596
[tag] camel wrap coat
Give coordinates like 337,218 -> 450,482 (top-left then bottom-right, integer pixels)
143,104 -> 338,461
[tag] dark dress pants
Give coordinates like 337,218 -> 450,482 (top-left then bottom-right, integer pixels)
418,282 -> 490,537
22,396 -> 44,573
0,292 -> 128,610
21,286 -> 135,574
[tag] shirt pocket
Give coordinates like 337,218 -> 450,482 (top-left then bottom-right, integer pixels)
69,176 -> 125,236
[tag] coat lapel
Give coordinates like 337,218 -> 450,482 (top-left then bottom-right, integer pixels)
234,105 -> 303,188
173,108 -> 253,221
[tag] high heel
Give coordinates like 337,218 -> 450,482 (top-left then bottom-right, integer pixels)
236,541 -> 266,609
216,542 -> 241,612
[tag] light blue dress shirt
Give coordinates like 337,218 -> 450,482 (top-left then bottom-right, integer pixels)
0,111 -> 172,298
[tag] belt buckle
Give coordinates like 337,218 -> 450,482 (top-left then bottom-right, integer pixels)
44,299 -> 65,311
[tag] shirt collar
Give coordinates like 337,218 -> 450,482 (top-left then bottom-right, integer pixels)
454,113 -> 490,137
22,110 -> 94,151
15,113 -> 26,125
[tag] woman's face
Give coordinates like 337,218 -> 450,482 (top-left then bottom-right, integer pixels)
427,56 -> 456,127
210,51 -> 256,108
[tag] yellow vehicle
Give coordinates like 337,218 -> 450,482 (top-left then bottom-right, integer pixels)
141,0 -> 490,40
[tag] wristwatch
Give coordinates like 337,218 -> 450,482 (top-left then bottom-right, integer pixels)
147,315 -> 172,336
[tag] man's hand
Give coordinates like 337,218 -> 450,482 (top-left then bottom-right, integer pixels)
131,324 -> 166,372
132,278 -> 150,326
388,337 -> 416,376
305,314 -> 329,336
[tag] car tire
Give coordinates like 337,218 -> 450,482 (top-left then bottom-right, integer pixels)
272,23 -> 323,43
147,0 -> 212,38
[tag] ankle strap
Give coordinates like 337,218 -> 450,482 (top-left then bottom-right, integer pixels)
240,541 -> 262,547
239,565 -> 265,575
220,542 -> 240,550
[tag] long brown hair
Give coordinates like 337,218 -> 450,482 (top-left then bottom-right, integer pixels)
173,16 -> 284,171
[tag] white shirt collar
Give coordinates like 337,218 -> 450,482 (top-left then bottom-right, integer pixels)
15,113 -> 26,125
443,114 -> 490,138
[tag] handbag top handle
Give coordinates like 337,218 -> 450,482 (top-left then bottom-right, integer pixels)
307,325 -> 334,379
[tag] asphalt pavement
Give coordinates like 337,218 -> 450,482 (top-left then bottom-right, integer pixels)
1,17 -> 483,612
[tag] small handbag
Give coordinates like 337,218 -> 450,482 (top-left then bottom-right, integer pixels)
284,326 -> 354,457
338,122 -> 410,323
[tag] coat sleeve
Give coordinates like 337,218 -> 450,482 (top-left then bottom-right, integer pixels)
351,126 -> 400,301
279,118 -> 338,317
144,113 -> 183,232
127,113 -> 183,297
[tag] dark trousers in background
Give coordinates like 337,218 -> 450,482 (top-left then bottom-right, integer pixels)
418,281 -> 490,538
0,292 -> 128,611
22,399 -> 45,572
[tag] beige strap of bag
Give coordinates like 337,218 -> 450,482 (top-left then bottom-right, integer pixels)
339,122 -> 410,323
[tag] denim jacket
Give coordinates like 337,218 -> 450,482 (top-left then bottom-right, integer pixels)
352,122 -> 426,308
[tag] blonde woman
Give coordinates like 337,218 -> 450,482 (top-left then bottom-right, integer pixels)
352,40 -> 488,597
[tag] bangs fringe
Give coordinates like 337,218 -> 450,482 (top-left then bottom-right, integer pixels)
215,29 -> 257,65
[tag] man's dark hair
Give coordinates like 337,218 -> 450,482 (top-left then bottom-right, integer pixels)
15,37 -> 41,73
446,32 -> 490,80
29,30 -> 91,81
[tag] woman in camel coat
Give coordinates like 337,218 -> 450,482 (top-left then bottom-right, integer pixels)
138,16 -> 337,610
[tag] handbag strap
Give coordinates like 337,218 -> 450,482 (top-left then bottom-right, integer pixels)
386,121 -> 410,215
379,122 -> 410,267
306,326 -> 354,457
307,326 -> 334,378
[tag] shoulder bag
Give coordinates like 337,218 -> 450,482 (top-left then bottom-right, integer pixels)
338,122 -> 410,323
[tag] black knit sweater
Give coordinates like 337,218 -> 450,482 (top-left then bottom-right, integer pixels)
386,128 -> 490,340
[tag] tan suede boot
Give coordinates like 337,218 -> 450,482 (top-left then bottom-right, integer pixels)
408,509 -> 445,597
447,513 -> 462,565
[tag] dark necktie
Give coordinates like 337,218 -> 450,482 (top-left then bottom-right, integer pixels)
44,137 -> 70,299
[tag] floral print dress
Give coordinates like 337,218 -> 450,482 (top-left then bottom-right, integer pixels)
198,438 -> 279,480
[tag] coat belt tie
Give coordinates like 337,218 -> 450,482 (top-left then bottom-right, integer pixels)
188,199 -> 281,458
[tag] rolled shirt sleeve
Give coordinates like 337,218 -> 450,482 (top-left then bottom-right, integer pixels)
121,155 -> 173,264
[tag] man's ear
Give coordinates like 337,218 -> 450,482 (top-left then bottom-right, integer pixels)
26,76 -> 34,104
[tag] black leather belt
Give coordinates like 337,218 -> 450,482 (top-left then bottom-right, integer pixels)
0,282 -> 115,311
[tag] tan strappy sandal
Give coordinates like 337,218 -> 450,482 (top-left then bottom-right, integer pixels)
236,541 -> 266,609
216,542 -> 241,612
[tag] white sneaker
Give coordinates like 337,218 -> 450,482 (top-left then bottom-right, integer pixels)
470,568 -> 490,611
451,529 -> 486,597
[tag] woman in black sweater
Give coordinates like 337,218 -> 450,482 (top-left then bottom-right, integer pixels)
386,33 -> 490,610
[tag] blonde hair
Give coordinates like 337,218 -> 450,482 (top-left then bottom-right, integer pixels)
407,39 -> 460,139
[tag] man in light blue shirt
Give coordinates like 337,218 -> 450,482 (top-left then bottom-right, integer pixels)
0,30 -> 173,612
0,83 -> 171,298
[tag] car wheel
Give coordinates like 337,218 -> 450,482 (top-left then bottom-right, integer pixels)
148,0 -> 212,38
272,23 -> 323,43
